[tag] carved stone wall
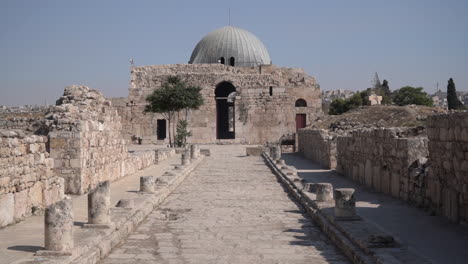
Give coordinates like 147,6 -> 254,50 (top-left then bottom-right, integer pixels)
112,64 -> 322,144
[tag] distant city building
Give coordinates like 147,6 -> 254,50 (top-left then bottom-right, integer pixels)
431,90 -> 467,108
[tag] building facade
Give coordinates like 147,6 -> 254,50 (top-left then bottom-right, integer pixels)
112,26 -> 321,144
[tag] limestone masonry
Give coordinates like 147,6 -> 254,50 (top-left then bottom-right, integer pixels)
112,63 -> 321,144
298,112 -> 468,223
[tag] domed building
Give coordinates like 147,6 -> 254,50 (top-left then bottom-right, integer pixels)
189,26 -> 271,67
112,26 -> 321,144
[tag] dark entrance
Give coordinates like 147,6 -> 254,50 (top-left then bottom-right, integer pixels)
215,82 -> 236,139
295,114 -> 306,131
157,119 -> 167,140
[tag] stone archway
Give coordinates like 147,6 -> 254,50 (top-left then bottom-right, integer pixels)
215,81 -> 236,139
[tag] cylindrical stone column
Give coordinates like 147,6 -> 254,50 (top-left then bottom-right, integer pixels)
87,181 -> 111,226
334,188 -> 356,218
181,153 -> 190,165
140,176 -> 156,193
271,145 -> 281,160
316,183 -> 333,202
185,148 -> 191,161
44,196 -> 73,253
191,144 -> 198,160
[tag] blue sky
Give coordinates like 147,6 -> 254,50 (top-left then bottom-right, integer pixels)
1,0 -> 467,106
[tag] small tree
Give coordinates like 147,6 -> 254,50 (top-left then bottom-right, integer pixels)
329,98 -> 348,115
447,78 -> 464,110
372,72 -> 382,89
392,86 -> 433,106
145,76 -> 204,147
380,80 -> 392,104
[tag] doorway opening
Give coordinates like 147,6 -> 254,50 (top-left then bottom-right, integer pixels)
157,119 -> 167,140
215,81 -> 236,139
295,114 -> 306,131
229,57 -> 235,66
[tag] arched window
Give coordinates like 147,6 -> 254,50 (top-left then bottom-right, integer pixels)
219,57 -> 225,64
295,99 -> 307,107
229,57 -> 235,66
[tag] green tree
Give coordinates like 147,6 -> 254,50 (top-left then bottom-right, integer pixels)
329,98 -> 348,115
145,76 -> 204,147
174,120 -> 192,147
372,72 -> 382,89
447,78 -> 464,110
380,80 -> 392,104
392,86 -> 433,106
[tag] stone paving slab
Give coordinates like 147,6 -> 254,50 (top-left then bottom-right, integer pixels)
282,152 -> 468,264
0,152 -> 181,264
101,145 -> 349,264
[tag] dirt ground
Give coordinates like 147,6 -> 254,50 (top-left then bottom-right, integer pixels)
310,105 -> 447,131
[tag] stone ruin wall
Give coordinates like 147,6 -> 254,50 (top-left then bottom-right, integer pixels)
48,85 -> 156,194
113,64 -> 321,144
426,113 -> 468,222
0,130 -> 64,228
298,129 -> 337,169
335,128 -> 429,202
299,112 -> 468,223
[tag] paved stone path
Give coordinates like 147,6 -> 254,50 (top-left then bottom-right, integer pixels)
101,146 -> 349,264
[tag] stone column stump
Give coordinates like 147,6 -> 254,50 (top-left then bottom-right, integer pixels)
190,144 -> 199,159
140,176 -> 157,193
181,153 -> 190,165
84,181 -> 112,228
271,145 -> 281,160
334,188 -> 358,219
316,183 -> 333,202
37,196 -> 74,256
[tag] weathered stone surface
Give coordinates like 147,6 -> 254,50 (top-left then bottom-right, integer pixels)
87,181 -> 111,226
140,176 -> 156,193
0,193 -> 14,226
334,188 -> 356,218
44,197 -> 73,253
298,129 -> 337,169
315,183 -> 333,202
115,199 -> 135,208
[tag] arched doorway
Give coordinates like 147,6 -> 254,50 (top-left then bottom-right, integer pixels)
215,82 -> 236,139
295,98 -> 307,131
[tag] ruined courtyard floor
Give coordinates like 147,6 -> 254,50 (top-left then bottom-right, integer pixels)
282,153 -> 468,264
101,145 -> 349,264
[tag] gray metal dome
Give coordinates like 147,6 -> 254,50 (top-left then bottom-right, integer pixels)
189,26 -> 271,67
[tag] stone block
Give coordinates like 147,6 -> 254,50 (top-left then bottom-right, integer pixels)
14,189 -> 29,221
0,193 -> 14,227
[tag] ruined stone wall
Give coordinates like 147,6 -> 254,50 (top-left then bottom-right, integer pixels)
0,130 -> 64,227
48,86 -> 155,194
113,64 -> 321,144
426,113 -> 468,223
336,128 -> 429,200
298,129 -> 337,169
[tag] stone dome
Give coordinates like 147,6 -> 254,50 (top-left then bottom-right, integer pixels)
189,26 -> 271,67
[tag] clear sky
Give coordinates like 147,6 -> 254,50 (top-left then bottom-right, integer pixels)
1,0 -> 467,106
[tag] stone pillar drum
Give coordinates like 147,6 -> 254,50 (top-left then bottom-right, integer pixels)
185,148 -> 191,161
140,176 -> 157,193
85,181 -> 111,228
181,153 -> 190,165
334,188 -> 357,218
190,144 -> 198,160
43,197 -> 74,254
271,145 -> 281,160
316,183 -> 333,202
